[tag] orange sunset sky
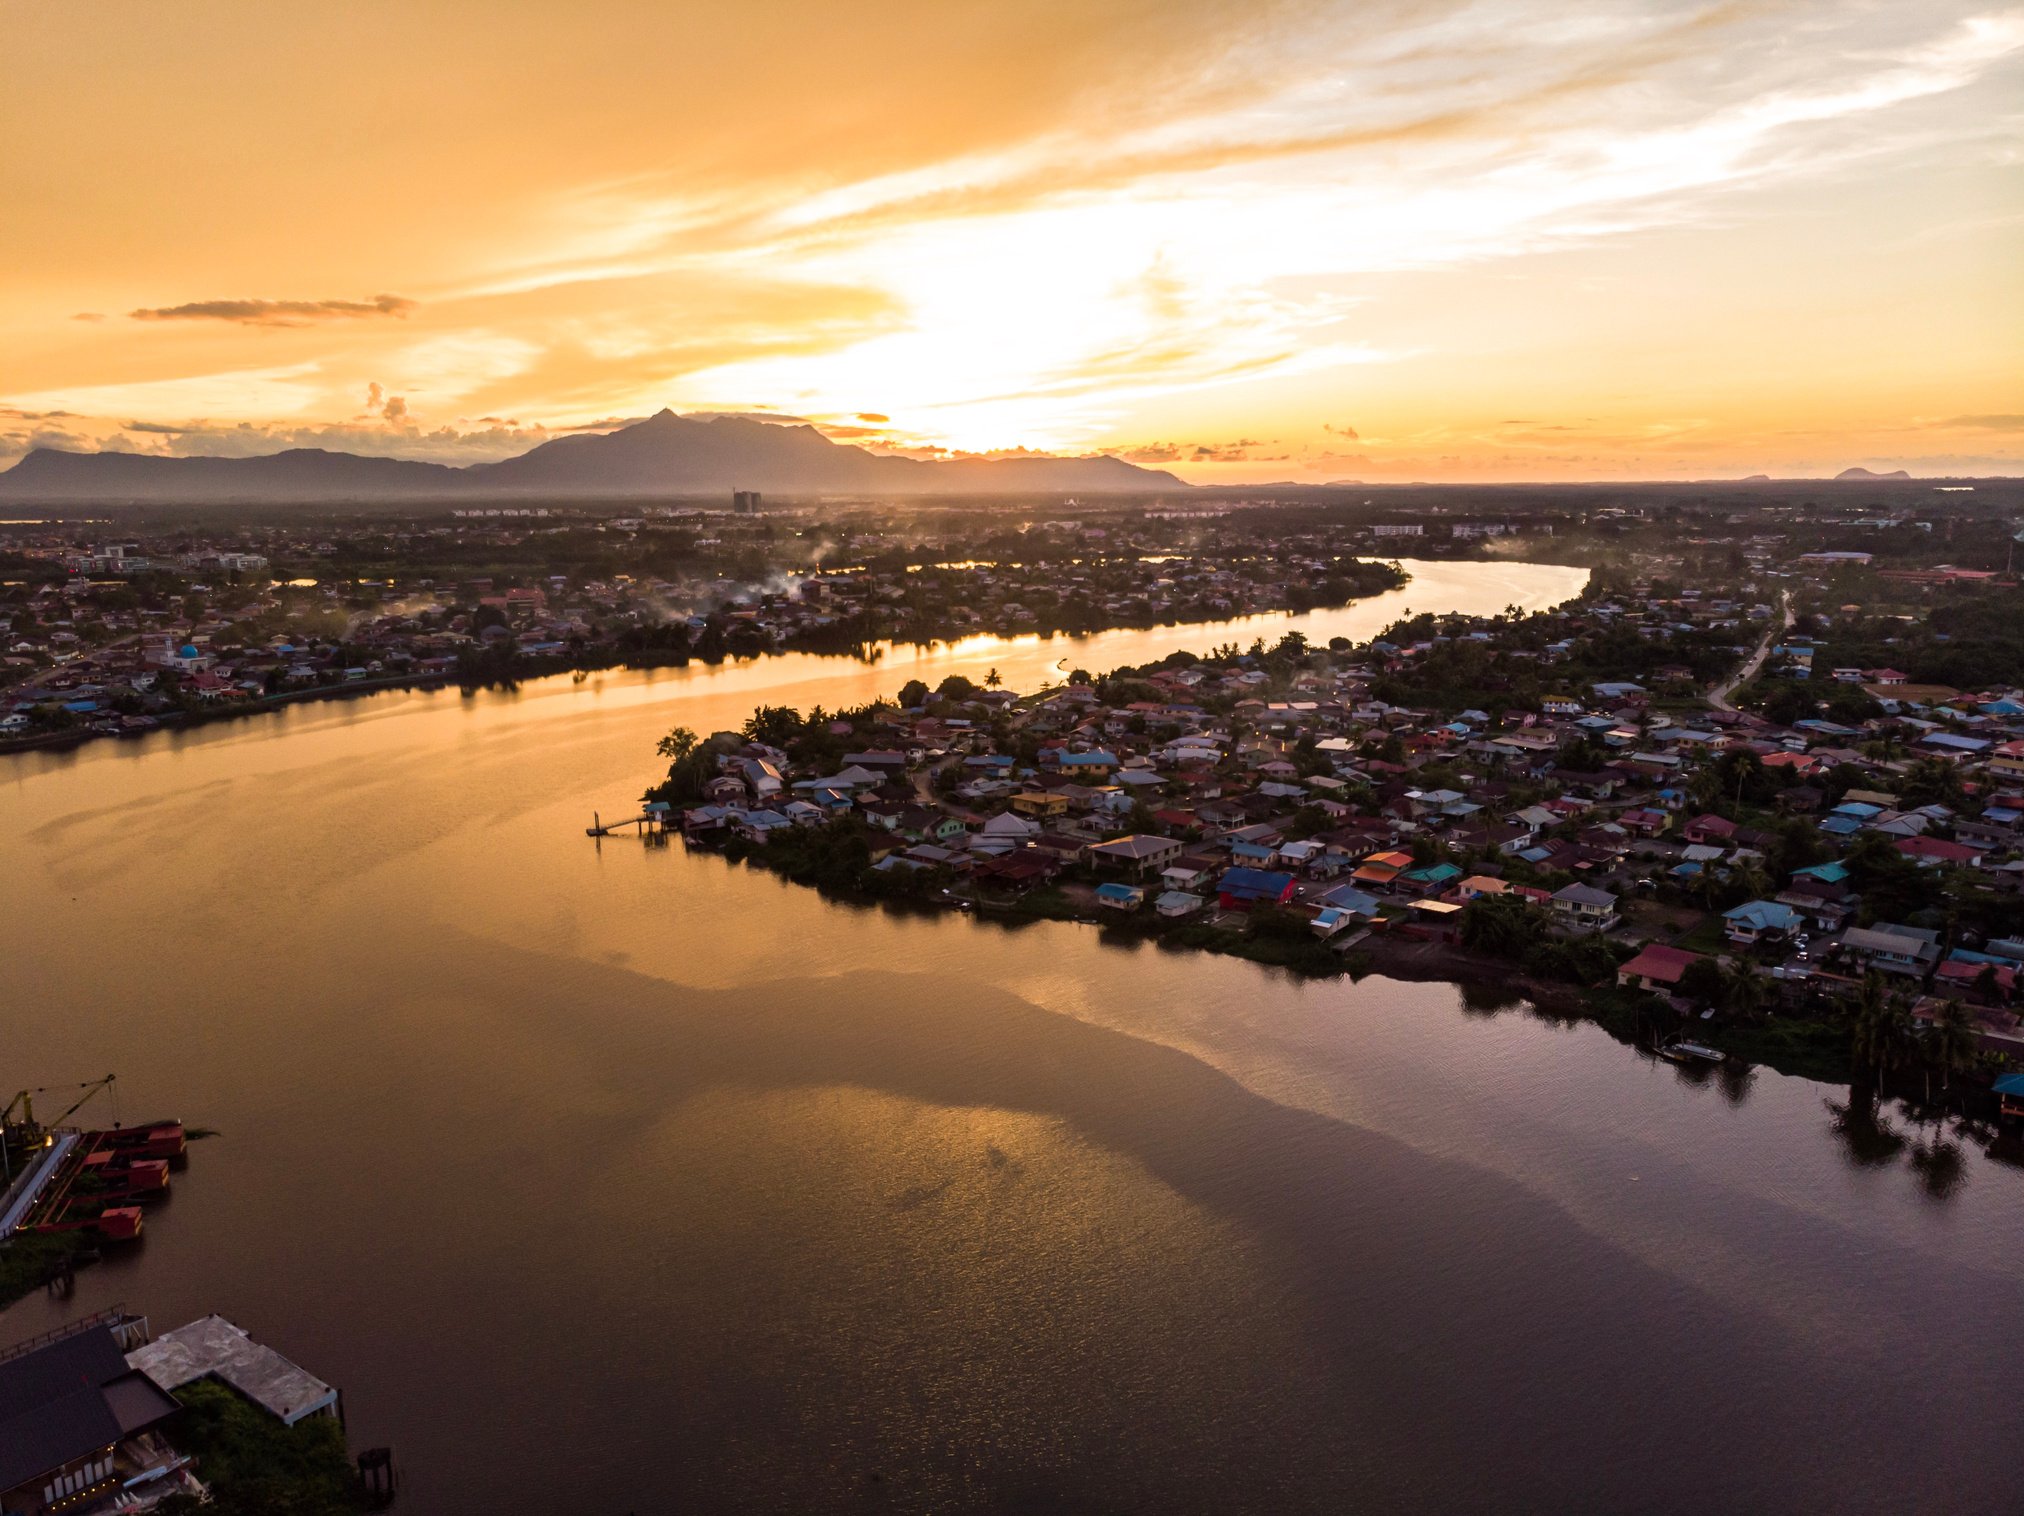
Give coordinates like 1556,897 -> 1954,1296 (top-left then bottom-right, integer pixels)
2,0 -> 2020,482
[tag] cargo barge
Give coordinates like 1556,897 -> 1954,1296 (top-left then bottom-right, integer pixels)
1,1117 -> 188,1245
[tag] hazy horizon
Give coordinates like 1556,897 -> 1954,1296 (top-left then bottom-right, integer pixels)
4,1 -> 2020,483
4,408 -> 2019,492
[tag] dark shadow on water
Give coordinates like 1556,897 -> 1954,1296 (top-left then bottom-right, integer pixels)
1457,980 -> 1527,1014
152,921 -> 2021,1516
1715,1059 -> 1757,1107
1909,1133 -> 1969,1201
1983,1130 -> 2024,1171
1825,1088 -> 1909,1169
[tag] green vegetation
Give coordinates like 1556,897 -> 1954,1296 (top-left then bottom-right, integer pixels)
157,1381 -> 366,1516
1704,1014 -> 1852,1083
786,555 -> 1406,652
0,1231 -> 88,1311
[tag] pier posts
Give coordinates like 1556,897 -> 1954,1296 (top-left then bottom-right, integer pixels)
358,1447 -> 397,1507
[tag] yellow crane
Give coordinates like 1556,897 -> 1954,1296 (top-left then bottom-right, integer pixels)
2,1075 -> 117,1139
2,1076 -> 117,1186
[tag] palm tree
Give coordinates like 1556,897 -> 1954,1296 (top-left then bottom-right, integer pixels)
1688,763 -> 1724,812
1923,998 -> 1979,1103
1729,860 -> 1772,905
1851,974 -> 1914,1087
1721,959 -> 1770,1023
1686,863 -> 1727,912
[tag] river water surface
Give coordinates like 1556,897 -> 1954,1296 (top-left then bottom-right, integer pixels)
4,558 -> 2022,1513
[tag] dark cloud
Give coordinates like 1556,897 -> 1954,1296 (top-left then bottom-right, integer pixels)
1190,438 -> 1261,462
0,406 -> 75,421
1,424 -> 95,459
858,439 -> 948,458
1937,414 -> 2024,432
1324,422 -> 1360,439
1120,442 -> 1182,462
71,312 -> 106,322
99,415 -> 556,464
129,294 -> 418,327
943,445 -> 1058,460
351,383 -> 409,424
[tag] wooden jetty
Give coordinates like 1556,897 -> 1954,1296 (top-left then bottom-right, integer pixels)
586,803 -> 671,838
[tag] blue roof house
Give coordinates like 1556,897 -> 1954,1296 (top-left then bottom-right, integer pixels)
1724,900 -> 1803,944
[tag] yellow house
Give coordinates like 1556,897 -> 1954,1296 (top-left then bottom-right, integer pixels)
1990,742 -> 2024,782
1011,790 -> 1070,818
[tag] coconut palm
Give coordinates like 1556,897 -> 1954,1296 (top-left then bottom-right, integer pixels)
1923,998 -> 1980,1103
1728,860 -> 1772,905
1851,974 -> 1914,1087
1721,959 -> 1771,1023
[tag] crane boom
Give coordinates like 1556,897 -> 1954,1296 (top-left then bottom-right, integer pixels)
40,1075 -> 117,1129
3,1075 -> 118,1136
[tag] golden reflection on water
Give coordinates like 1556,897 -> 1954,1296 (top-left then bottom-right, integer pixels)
585,1086 -> 1333,1506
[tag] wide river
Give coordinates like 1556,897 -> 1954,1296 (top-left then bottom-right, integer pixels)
4,557 -> 2021,1513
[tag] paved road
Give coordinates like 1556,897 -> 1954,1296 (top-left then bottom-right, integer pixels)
1708,596 -> 1793,714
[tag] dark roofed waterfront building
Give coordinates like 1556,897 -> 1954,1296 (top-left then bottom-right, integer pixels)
0,1313 -> 182,1516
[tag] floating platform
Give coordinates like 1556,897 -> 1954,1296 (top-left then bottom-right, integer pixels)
3,1121 -> 188,1242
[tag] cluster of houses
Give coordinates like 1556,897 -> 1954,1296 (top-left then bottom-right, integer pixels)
786,537 -> 1399,642
1,511 -> 1400,745
679,586 -> 2024,1070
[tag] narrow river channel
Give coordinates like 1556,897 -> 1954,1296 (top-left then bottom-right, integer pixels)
4,557 -> 2020,1514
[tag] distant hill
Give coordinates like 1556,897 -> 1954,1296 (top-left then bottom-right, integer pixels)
1834,467 -> 1913,481
0,447 -> 459,501
0,410 -> 1187,502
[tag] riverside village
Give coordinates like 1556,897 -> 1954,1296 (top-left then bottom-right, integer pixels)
641,537 -> 2024,1123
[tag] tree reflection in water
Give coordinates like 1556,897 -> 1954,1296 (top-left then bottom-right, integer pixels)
1715,1059 -> 1756,1107
1458,979 -> 1527,1015
1825,1086 -> 1908,1169
1824,1086 -> 1990,1202
1909,1131 -> 1969,1201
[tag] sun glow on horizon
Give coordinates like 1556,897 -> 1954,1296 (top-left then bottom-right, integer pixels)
1,0 -> 2019,480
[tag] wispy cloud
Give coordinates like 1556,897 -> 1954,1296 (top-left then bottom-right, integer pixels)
129,294 -> 418,327
1935,414 -> 2024,432
8,0 -> 2021,478
5,364 -> 327,420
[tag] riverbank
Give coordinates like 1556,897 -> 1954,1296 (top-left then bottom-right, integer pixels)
2,567 -> 1413,757
702,827 -> 1862,1086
